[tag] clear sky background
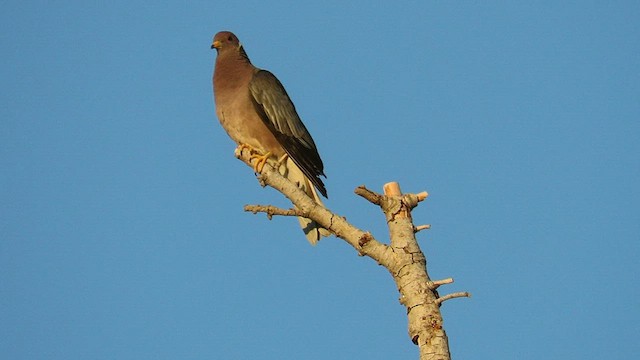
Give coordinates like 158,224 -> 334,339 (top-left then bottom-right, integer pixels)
2,1 -> 639,359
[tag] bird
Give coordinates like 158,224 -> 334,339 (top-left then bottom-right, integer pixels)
211,31 -> 330,245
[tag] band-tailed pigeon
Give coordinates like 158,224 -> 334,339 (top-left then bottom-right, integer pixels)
211,31 -> 329,244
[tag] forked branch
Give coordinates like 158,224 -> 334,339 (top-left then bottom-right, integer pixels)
235,146 -> 468,360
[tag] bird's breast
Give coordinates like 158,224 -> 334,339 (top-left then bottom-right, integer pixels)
214,89 -> 283,157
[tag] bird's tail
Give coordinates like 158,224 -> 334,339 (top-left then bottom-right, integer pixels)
282,158 -> 330,245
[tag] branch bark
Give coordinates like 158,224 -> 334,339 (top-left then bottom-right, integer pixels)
235,146 -> 468,360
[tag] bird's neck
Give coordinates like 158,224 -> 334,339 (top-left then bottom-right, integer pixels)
217,46 -> 252,68
237,45 -> 251,63
214,50 -> 255,89
218,45 -> 251,65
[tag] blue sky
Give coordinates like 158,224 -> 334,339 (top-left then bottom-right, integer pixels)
2,1 -> 639,359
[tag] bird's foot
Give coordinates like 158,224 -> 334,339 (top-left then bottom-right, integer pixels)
251,151 -> 272,173
235,144 -> 273,173
235,143 -> 258,157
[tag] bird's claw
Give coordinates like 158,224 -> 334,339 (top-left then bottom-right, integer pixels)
235,143 -> 256,157
251,151 -> 272,173
236,144 -> 273,173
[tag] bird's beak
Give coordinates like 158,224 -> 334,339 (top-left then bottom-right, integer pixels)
211,40 -> 222,49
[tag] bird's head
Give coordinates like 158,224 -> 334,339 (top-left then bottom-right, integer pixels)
211,31 -> 251,62
211,31 -> 241,51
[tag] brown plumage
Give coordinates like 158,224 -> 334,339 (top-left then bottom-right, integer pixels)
211,31 -> 329,244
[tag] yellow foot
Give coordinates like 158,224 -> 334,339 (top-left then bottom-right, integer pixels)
235,143 -> 257,157
251,151 -> 272,173
235,144 -> 274,173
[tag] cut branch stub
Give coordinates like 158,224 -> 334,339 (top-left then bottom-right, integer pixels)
382,182 -> 429,220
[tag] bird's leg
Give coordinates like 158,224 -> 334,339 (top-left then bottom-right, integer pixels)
272,154 -> 289,175
276,153 -> 289,166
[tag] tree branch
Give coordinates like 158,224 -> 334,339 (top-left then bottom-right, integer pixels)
435,292 -> 472,305
428,278 -> 454,289
236,146 -> 391,261
244,204 -> 302,219
235,146 -> 468,360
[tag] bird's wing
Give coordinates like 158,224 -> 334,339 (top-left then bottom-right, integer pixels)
249,69 -> 327,197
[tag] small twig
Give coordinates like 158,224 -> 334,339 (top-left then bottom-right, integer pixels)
435,292 -> 471,305
414,224 -> 431,233
355,185 -> 383,205
416,191 -> 429,202
244,205 -> 305,219
428,278 -> 454,289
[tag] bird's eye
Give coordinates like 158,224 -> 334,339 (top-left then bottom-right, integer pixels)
228,36 -> 233,41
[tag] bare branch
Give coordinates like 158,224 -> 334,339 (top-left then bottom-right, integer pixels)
355,185 -> 383,205
244,205 -> 303,219
416,191 -> 429,202
435,292 -> 472,305
234,145 -> 464,360
235,146 -> 391,264
428,278 -> 454,289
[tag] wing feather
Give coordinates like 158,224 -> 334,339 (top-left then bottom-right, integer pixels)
249,70 -> 327,197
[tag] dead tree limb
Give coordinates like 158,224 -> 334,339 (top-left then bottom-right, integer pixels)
235,146 -> 468,360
